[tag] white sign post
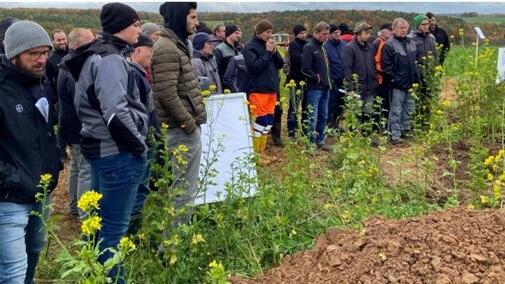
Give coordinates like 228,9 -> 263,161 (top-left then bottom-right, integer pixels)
196,93 -> 258,205
497,48 -> 505,84
474,27 -> 486,68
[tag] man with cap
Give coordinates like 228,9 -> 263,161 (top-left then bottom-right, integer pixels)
286,24 -> 307,140
127,34 -> 157,234
214,24 -> 242,85
381,18 -> 419,145
141,22 -> 162,42
426,12 -> 450,65
301,22 -> 332,150
373,23 -> 393,130
65,2 -> 147,280
57,28 -> 95,220
409,14 -> 437,129
152,2 -> 206,227
342,20 -> 379,132
191,32 -> 223,94
409,14 -> 436,62
0,20 -> 61,283
243,19 -> 284,153
324,23 -> 347,132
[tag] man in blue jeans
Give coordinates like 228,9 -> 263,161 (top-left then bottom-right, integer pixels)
66,3 -> 147,282
0,20 -> 62,283
301,22 -> 332,151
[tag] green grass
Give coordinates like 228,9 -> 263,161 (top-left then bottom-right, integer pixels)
457,15 -> 505,25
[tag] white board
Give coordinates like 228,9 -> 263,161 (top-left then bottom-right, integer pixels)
196,93 -> 257,205
497,48 -> 505,84
474,27 -> 486,39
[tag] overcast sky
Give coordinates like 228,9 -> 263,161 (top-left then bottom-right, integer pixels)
0,2 -> 504,14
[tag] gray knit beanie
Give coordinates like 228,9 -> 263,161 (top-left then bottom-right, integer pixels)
4,20 -> 52,60
141,22 -> 161,36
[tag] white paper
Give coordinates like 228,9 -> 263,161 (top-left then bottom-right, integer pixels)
35,97 -> 49,123
196,93 -> 258,205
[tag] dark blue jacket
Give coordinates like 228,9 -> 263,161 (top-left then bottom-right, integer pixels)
57,53 -> 81,145
287,37 -> 306,83
323,38 -> 347,83
0,56 -> 62,203
243,35 -> 284,94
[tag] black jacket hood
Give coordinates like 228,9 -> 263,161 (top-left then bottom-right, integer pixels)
159,2 -> 197,44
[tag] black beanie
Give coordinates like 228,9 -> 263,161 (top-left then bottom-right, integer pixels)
338,23 -> 350,33
329,24 -> 339,34
225,25 -> 239,38
100,2 -> 139,34
292,24 -> 306,36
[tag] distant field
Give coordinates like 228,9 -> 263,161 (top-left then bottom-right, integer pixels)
457,14 -> 505,25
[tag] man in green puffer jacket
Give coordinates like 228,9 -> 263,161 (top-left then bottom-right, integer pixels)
152,1 -> 207,226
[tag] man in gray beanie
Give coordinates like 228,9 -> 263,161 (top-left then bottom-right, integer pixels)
141,22 -> 161,42
0,20 -> 62,283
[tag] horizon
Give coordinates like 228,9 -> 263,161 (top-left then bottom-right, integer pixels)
0,2 -> 504,15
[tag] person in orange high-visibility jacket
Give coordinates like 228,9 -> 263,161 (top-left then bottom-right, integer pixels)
373,23 -> 393,131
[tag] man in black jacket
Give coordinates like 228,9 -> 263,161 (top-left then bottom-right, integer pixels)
286,24 -> 307,139
426,12 -> 450,65
0,20 -> 61,284
381,18 -> 419,145
302,22 -> 332,150
342,21 -> 378,128
324,24 -> 347,131
57,28 -> 94,219
243,19 -> 284,153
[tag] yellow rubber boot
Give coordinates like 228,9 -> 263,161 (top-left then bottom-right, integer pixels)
253,136 -> 262,153
259,135 -> 268,153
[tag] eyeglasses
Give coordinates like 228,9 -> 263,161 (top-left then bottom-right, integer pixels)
27,50 -> 49,59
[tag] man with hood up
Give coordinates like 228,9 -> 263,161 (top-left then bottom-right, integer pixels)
152,2 -> 207,226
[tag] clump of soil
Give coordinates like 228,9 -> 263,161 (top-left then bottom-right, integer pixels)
232,208 -> 505,284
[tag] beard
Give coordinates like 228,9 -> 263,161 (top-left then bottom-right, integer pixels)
14,59 -> 45,78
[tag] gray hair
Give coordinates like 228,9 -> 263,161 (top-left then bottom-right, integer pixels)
392,18 -> 409,30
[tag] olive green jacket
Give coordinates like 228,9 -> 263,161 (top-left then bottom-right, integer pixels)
151,27 -> 207,134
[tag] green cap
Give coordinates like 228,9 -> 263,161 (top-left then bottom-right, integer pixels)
413,14 -> 429,29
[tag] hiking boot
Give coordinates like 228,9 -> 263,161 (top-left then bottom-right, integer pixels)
401,132 -> 413,139
272,136 -> 284,147
390,138 -> 404,145
317,143 -> 332,152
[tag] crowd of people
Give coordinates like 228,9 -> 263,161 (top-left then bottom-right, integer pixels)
0,1 -> 450,282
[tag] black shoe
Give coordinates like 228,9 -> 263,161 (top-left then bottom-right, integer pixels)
390,138 -> 404,145
273,136 -> 284,147
371,138 -> 380,147
401,132 -> 413,139
317,143 -> 332,152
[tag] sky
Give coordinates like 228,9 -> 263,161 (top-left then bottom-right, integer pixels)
0,1 -> 504,14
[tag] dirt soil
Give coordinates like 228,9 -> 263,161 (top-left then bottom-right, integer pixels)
231,207 -> 505,284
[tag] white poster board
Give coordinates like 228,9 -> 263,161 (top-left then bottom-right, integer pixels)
474,27 -> 486,39
196,93 -> 257,205
497,48 -> 505,84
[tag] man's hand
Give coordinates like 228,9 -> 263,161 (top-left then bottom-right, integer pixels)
316,74 -> 321,84
266,39 -> 275,52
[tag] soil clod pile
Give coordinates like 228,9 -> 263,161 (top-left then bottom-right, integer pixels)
232,208 -> 505,284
